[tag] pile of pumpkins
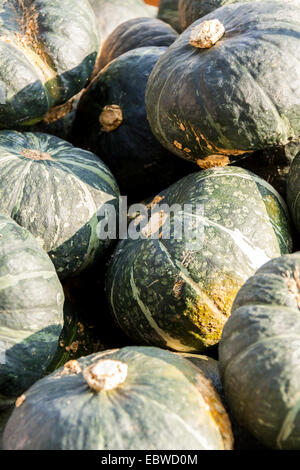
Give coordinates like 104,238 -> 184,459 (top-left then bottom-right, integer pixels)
1,0 -> 300,451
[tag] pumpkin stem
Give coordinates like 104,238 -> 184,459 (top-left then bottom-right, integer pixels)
99,105 -> 123,132
190,20 -> 225,49
21,149 -> 54,161
82,359 -> 128,392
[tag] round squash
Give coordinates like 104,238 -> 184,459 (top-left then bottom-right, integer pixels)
0,130 -> 120,280
219,252 -> 300,449
106,167 -> 292,353
3,346 -> 233,450
0,214 -> 64,400
146,1 -> 300,166
89,0 -> 156,43
287,150 -> 300,235
0,0 -> 99,129
72,47 -> 195,201
95,17 -> 178,74
158,0 -> 181,32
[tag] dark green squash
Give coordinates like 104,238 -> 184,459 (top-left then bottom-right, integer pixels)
3,346 -> 233,450
89,0 -> 156,43
106,167 -> 292,353
287,150 -> 300,235
146,1 -> 300,167
72,47 -> 196,201
0,130 -> 120,280
178,0 -> 244,30
95,17 -> 178,74
0,0 -> 99,129
158,0 -> 181,32
0,215 -> 64,401
0,403 -> 14,450
236,141 -> 300,198
219,252 -> 300,449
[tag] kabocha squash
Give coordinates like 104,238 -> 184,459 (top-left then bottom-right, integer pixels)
158,0 -> 181,32
0,131 -> 120,280
3,346 -> 233,450
106,167 -> 292,353
287,150 -> 300,235
219,253 -> 300,449
146,1 -> 300,167
236,141 -> 300,198
0,0 -> 99,129
95,17 -> 178,74
0,215 -> 64,400
178,0 -> 244,30
89,0 -> 156,43
72,47 -> 195,201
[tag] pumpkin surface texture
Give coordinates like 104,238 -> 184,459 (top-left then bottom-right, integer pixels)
106,167 -> 292,353
0,215 -> 64,400
219,252 -> 300,449
158,0 -> 181,32
0,0 -> 99,129
95,17 -> 178,73
72,46 -> 195,201
146,1 -> 300,166
0,131 -> 120,280
287,150 -> 300,235
3,346 -> 233,450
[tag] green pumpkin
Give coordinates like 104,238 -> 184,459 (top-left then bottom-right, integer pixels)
95,17 -> 178,74
89,0 -> 156,43
287,150 -> 300,235
219,252 -> 300,449
0,130 -> 120,280
0,215 -> 64,400
0,0 -> 99,129
72,47 -> 195,201
236,141 -> 300,198
146,1 -> 300,167
0,403 -> 13,450
107,167 -> 292,353
3,346 -> 233,450
158,0 -> 181,32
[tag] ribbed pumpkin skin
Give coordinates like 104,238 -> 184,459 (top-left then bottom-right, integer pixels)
107,167 -> 292,353
146,1 -> 300,164
219,253 -> 300,449
72,47 -> 195,201
287,151 -> 300,234
89,0 -> 155,42
158,0 -> 181,32
95,17 -> 178,73
0,215 -> 64,399
0,0 -> 99,129
0,131 -> 120,280
3,346 -> 233,450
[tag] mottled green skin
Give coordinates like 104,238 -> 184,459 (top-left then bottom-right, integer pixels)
0,215 -> 64,399
236,141 -> 300,198
107,167 -> 292,353
73,47 -> 196,201
287,151 -> 300,236
158,0 -> 181,32
0,0 -> 99,128
89,0 -> 156,42
219,253 -> 300,449
3,346 -> 233,450
0,131 -> 120,279
146,1 -> 300,163
179,353 -> 222,395
95,17 -> 178,73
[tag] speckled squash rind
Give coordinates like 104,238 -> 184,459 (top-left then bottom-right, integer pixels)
0,0 -> 99,128
3,346 -> 233,450
219,252 -> 300,449
106,167 -> 292,353
0,215 -> 64,399
158,0 -> 181,32
0,130 -> 120,280
146,1 -> 300,164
